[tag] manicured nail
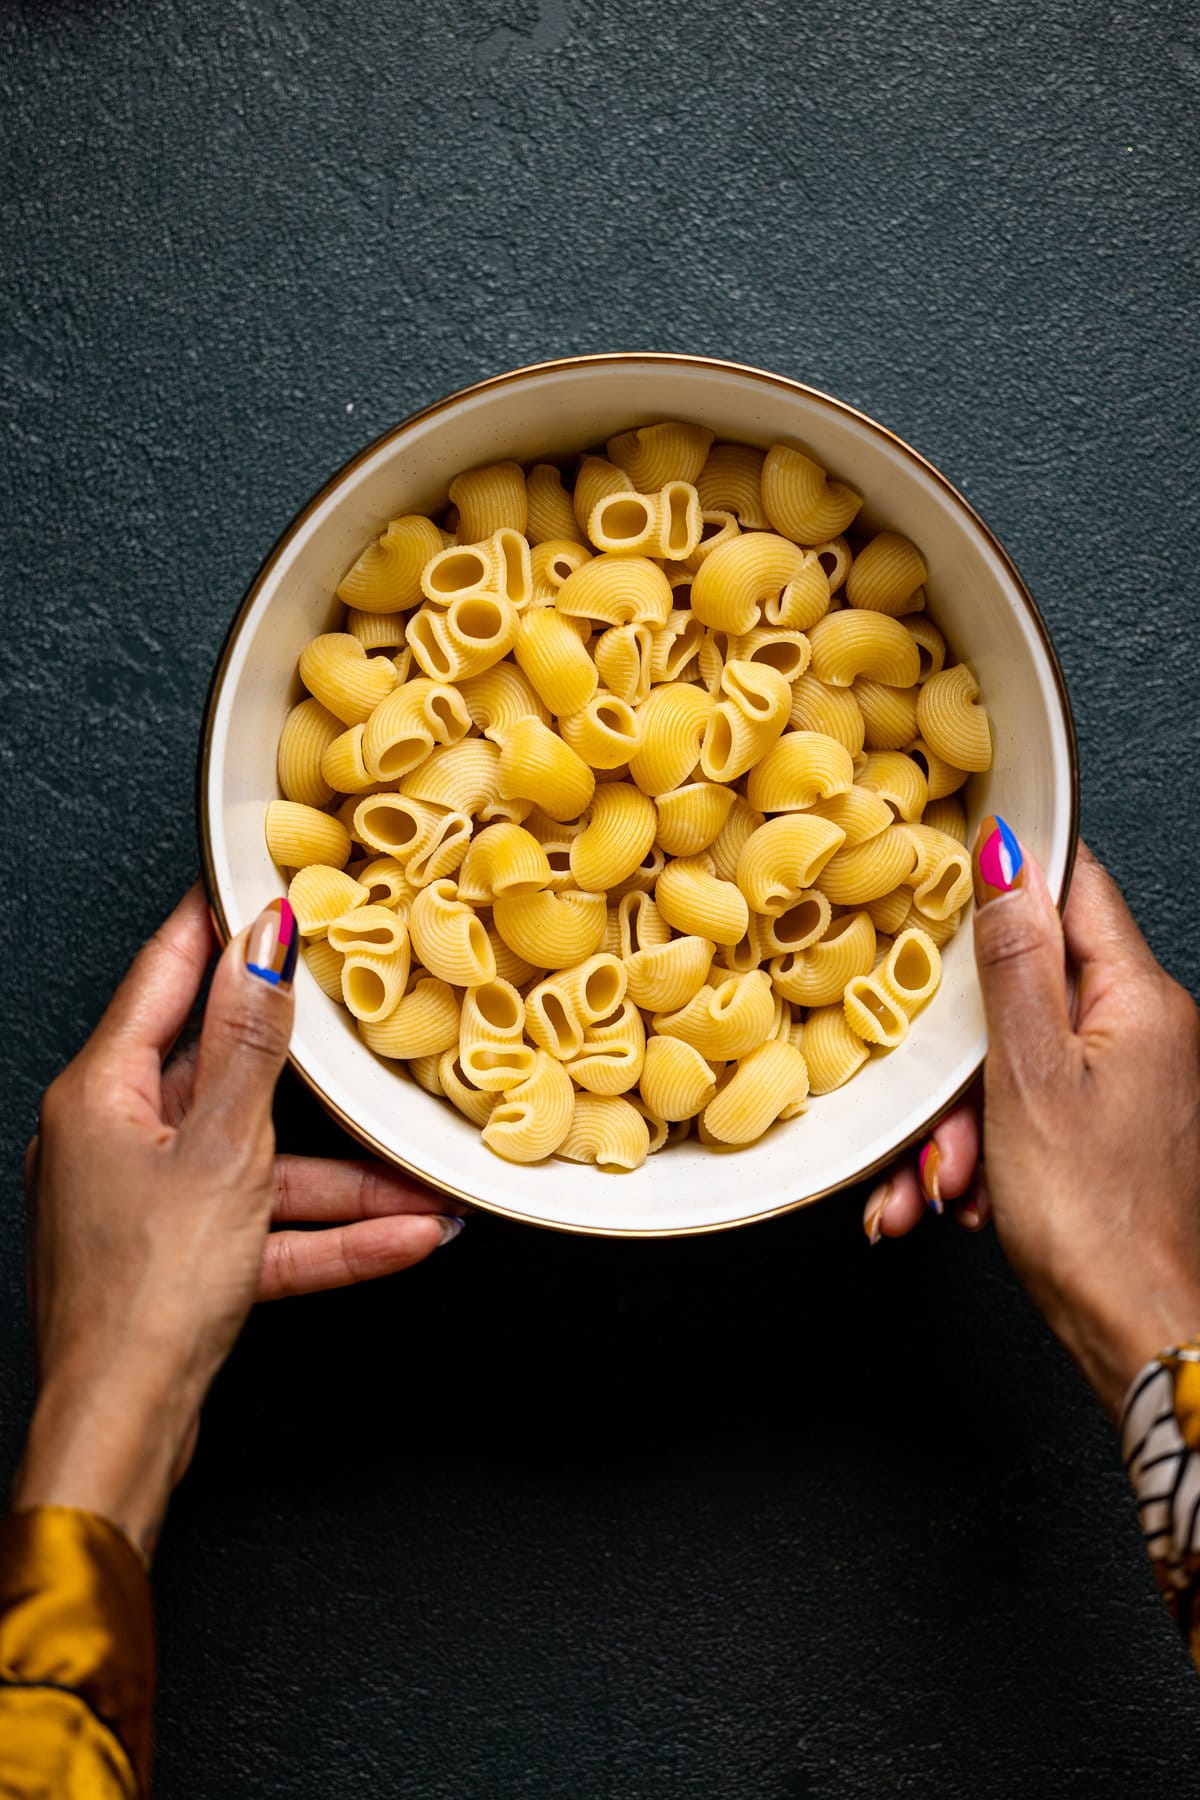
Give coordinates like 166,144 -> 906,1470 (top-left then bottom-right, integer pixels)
864,1180 -> 892,1245
245,898 -> 298,988
919,1140 -> 943,1214
437,1216 -> 465,1247
957,1176 -> 990,1233
972,814 -> 1024,907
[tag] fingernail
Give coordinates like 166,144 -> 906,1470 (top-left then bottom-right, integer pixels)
919,1140 -> 943,1214
864,1180 -> 892,1245
972,814 -> 1025,907
245,898 -> 298,988
958,1176 -> 991,1233
437,1216 -> 465,1247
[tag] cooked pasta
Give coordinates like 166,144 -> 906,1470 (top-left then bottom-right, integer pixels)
268,419 -> 993,1168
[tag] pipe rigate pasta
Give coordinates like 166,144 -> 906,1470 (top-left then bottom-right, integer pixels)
269,417 -> 991,1169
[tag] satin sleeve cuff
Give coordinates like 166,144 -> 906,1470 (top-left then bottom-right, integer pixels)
1121,1336 -> 1200,1670
0,1505 -> 155,1794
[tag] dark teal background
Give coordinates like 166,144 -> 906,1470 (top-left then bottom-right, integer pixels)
3,1 -> 1199,1793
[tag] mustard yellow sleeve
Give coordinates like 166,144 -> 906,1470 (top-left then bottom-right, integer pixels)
0,1506 -> 155,1797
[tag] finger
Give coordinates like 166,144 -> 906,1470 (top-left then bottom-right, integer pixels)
971,821 -> 1073,1088
184,899 -> 297,1153
91,884 -> 216,1062
272,1155 -> 452,1224
258,1213 -> 463,1300
1062,840 -> 1159,1029
862,1162 -> 924,1242
954,1171 -> 991,1233
914,1096 -> 981,1212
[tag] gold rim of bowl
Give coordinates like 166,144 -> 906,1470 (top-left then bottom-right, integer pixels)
196,351 -> 1080,1237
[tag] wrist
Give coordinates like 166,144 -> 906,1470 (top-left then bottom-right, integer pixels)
1056,1275 -> 1200,1422
13,1358 -> 202,1563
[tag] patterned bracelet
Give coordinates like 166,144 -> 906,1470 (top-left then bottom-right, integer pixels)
1121,1337 -> 1200,1637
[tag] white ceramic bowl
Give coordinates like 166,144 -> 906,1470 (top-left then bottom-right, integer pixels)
199,354 -> 1078,1237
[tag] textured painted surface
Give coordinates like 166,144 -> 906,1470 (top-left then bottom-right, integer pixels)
2,0 -> 1200,1793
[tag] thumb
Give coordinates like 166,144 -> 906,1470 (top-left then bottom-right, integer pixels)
186,898 -> 297,1149
971,816 -> 1072,1088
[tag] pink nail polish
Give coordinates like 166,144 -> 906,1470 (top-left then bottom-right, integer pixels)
245,898 -> 298,988
972,814 -> 1025,908
919,1140 -> 943,1214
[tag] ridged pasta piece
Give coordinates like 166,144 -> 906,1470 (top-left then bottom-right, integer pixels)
406,594 -> 521,682
695,441 -> 770,528
843,974 -> 910,1049
525,973 -> 586,1059
594,622 -> 653,704
555,554 -> 673,628
407,1054 -> 444,1097
654,781 -> 735,857
855,750 -> 929,821
458,980 -> 538,1091
729,626 -> 811,683
497,716 -> 596,821
522,805 -> 583,843
407,880 -> 495,986
567,1000 -> 646,1095
787,674 -> 866,754
347,792 -> 439,860
448,460 -> 528,539
769,911 -> 876,1006
559,692 -> 644,770
735,815 -> 845,915
278,698 -> 343,808
513,607 -> 599,715
361,678 -> 471,781
557,1093 -> 650,1171
690,532 -> 823,636
906,823 -> 973,918
572,455 -> 631,532
845,531 -> 928,615
803,1003 -> 870,1095
492,888 -> 607,970
701,1041 -> 809,1144
640,1035 -> 718,1120
481,1050 -> 576,1162
818,825 -> 918,905
852,679 -> 920,752
624,933 -> 715,1011
552,954 -> 627,1025
398,739 -> 501,816
336,514 -> 443,613
656,853 -> 750,945
486,923 -> 544,988
713,927 -> 760,975
628,1096 -> 670,1153
709,795 -> 765,882
915,664 -> 993,771
359,977 -> 461,1060
299,633 -> 399,726
340,940 -> 410,1024
606,891 -> 671,958
807,611 -> 921,689
811,536 -> 852,594
695,626 -> 729,694
900,899 -> 962,947
287,864 -> 369,937
456,824 -> 552,904
421,530 -> 532,609
908,738 -> 969,802
904,615 -> 946,681
526,464 -> 587,546
761,443 -> 863,542
266,800 -> 352,871
606,421 -> 713,490
395,646 -> 415,687
612,846 -> 669,901
683,510 -> 740,571
531,538 -> 592,605
326,904 -> 409,959
877,927 -> 942,1015
649,609 -> 705,683
570,783 -> 658,890
437,1051 -> 496,1128
808,785 -> 895,848
862,885 -> 914,935
652,969 -> 775,1059
921,796 -> 968,844
700,660 -> 792,783
319,725 -> 376,795
346,608 -> 408,651
457,661 -> 550,742
355,856 -> 416,910
588,482 -> 703,562
752,890 -> 831,956
629,681 -> 714,796
745,731 -> 855,812
303,936 -> 345,1001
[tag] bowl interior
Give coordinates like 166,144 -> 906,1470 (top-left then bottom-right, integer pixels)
201,356 -> 1076,1236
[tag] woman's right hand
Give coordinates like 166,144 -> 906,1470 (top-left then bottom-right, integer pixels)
867,831 -> 1200,1420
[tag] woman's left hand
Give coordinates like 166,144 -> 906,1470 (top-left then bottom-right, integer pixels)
15,885 -> 459,1560
861,1086 -> 987,1241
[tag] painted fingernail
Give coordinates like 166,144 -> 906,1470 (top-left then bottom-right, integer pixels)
245,898 -> 298,988
919,1140 -> 943,1214
958,1176 -> 991,1233
864,1180 -> 892,1245
972,814 -> 1024,907
437,1216 -> 466,1247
